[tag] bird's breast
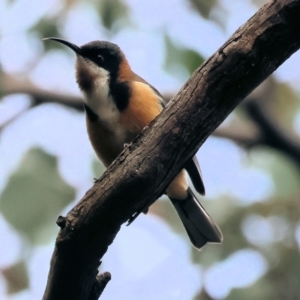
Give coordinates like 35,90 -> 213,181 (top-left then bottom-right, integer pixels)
84,79 -> 163,166
83,80 -> 130,166
86,116 -> 125,167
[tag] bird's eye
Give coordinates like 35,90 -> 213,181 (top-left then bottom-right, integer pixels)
97,55 -> 103,62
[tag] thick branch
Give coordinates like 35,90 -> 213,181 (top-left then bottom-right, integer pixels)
43,1 -> 300,299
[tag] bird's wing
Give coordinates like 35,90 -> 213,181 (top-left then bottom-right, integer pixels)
131,72 -> 205,195
185,156 -> 205,196
131,72 -> 166,108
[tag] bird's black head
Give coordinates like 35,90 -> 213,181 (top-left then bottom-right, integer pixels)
80,40 -> 123,75
43,37 -> 124,75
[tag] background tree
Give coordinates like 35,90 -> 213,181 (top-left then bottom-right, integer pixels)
0,0 -> 300,299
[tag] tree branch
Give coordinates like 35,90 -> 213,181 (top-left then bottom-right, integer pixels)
1,74 -> 83,111
213,124 -> 260,146
244,99 -> 300,166
40,0 -> 300,299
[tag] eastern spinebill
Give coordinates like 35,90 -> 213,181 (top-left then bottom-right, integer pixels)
43,37 -> 222,249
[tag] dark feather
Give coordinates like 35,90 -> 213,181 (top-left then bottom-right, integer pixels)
84,104 -> 98,122
185,156 -> 205,195
170,188 -> 222,249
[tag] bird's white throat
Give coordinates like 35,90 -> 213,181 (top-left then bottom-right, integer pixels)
77,57 -> 120,124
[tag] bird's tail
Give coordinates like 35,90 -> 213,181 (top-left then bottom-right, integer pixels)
170,188 -> 222,249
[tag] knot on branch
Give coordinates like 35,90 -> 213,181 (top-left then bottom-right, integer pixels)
56,215 -> 66,228
88,272 -> 111,300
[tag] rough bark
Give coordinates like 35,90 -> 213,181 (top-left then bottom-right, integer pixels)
42,1 -> 300,299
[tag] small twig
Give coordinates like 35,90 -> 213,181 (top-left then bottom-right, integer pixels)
88,272 -> 111,300
0,106 -> 31,132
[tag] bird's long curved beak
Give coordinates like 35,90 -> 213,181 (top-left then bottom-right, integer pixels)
42,37 -> 82,55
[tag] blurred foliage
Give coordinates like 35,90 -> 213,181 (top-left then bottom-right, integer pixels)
0,148 -> 75,244
95,0 -> 130,34
249,147 -> 300,199
1,261 -> 29,294
242,247 -> 300,300
274,82 -> 300,129
164,35 -> 205,78
228,278 -> 272,300
155,144 -> 300,299
64,0 -> 78,8
189,0 -> 217,18
30,19 -> 61,51
92,158 -> 106,178
251,0 -> 269,7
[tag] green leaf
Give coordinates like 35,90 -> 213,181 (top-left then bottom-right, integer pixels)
164,35 -> 204,79
96,0 -> 130,34
228,278 -> 272,300
249,147 -> 300,199
0,148 -> 75,244
29,18 -> 61,51
274,82 -> 300,129
92,158 -> 106,178
1,261 -> 29,294
189,0 -> 217,18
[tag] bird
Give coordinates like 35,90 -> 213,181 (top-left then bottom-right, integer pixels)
43,37 -> 222,249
